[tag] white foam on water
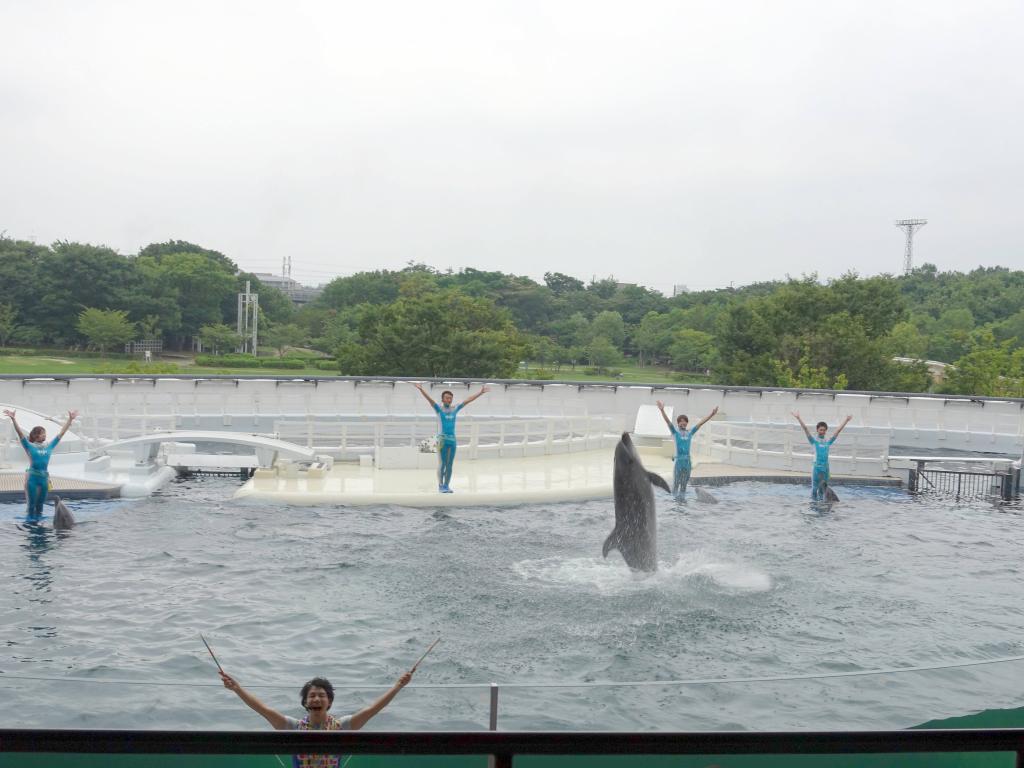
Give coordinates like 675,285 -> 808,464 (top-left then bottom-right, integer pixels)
664,549 -> 773,592
513,549 -> 771,595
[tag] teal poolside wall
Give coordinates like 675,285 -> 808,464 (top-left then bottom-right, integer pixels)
5,706 -> 1024,768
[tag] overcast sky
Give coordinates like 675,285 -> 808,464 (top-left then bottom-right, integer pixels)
2,1 -> 1022,295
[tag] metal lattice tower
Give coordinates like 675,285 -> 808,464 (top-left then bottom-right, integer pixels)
236,280 -> 259,355
895,218 -> 927,274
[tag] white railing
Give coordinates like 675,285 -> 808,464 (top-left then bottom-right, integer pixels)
271,415 -> 624,459
76,412 -> 178,442
693,422 -> 893,476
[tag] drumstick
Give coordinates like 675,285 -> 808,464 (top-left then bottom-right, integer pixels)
200,633 -> 224,673
411,638 -> 440,672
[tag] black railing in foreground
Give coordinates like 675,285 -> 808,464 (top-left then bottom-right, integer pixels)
4,729 -> 1024,766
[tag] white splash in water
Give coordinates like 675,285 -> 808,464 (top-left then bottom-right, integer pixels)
664,549 -> 773,592
514,549 -> 771,595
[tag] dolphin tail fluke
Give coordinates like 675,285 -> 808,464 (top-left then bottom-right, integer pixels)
824,484 -> 840,503
602,529 -> 620,558
647,471 -> 670,493
696,487 -> 719,504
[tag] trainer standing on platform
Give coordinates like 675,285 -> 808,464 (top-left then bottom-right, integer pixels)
413,382 -> 489,493
3,409 -> 78,516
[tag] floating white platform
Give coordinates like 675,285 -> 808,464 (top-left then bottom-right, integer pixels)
232,449 -> 890,507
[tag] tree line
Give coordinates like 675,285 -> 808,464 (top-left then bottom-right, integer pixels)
1,235 -> 1022,397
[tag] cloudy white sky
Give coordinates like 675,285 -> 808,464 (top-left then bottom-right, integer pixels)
2,1 -> 1022,294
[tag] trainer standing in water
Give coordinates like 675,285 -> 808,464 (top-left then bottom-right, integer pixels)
413,382 -> 489,493
218,668 -> 414,768
3,409 -> 78,515
656,400 -> 718,499
793,411 -> 852,500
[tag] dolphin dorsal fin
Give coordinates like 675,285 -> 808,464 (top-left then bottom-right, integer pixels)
647,471 -> 670,493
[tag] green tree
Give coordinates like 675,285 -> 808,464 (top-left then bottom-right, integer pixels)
994,309 -> 1024,349
0,237 -> 48,331
927,308 -> 975,362
139,240 -> 236,271
886,321 -> 929,359
37,242 -> 140,344
311,308 -> 363,354
830,273 -> 908,337
668,329 -> 717,372
318,270 -> 405,309
77,308 -> 136,355
587,277 -> 618,300
635,310 -> 690,366
264,323 -> 307,357
549,312 -> 592,349
0,303 -> 19,347
588,310 -> 626,349
136,252 -> 238,343
198,323 -> 242,355
337,288 -> 524,378
527,335 -> 560,369
610,284 -> 667,326
544,271 -> 585,295
585,336 -> 624,371
771,352 -> 851,390
138,315 -> 162,339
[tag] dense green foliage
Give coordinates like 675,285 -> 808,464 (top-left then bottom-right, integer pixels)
2,233 -> 1023,394
76,308 -> 136,355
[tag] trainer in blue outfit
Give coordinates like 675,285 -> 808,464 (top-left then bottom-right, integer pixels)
792,411 -> 853,501
656,400 -> 719,499
413,383 -> 490,493
4,408 -> 78,515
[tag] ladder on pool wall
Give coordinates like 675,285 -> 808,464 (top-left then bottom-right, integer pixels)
907,459 -> 1022,501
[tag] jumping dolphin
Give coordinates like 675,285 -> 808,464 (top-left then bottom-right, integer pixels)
52,496 -> 75,531
603,432 -> 670,572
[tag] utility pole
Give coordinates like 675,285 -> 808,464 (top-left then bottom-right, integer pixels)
895,219 -> 927,274
237,280 -> 259,355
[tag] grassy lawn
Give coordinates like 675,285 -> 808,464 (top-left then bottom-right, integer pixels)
0,354 -> 713,386
0,353 -> 327,377
519,362 -> 712,386
0,355 -> 122,375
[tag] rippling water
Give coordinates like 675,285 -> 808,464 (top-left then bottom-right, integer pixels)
1,477 -> 1022,731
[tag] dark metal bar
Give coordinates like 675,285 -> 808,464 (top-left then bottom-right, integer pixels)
4,728 -> 1024,756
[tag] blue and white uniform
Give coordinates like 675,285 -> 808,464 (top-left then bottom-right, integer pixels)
669,424 -> 700,498
433,402 -> 464,492
807,434 -> 836,500
21,436 -> 61,515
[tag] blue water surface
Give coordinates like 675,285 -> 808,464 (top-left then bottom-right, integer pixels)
1,476 -> 1022,732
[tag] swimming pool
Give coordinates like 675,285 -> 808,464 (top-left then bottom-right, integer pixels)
1,477 -> 1022,732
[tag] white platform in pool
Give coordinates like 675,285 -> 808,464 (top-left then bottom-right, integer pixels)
232,449 -> 849,507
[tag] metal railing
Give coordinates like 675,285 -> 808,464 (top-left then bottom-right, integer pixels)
896,457 -> 1022,500
271,416 -> 623,458
693,423 -> 892,476
4,727 -> 1024,767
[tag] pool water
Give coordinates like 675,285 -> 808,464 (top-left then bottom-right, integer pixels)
1,477 -> 1022,731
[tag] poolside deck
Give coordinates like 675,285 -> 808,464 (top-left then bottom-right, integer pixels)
233,449 -> 899,507
0,472 -> 121,502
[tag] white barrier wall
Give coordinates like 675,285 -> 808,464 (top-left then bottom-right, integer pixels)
0,377 -> 1021,456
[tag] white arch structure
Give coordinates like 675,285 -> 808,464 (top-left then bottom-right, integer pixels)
96,431 -> 316,466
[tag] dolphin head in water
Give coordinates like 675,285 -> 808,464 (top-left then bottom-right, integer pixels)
52,496 -> 75,531
603,432 -> 670,572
